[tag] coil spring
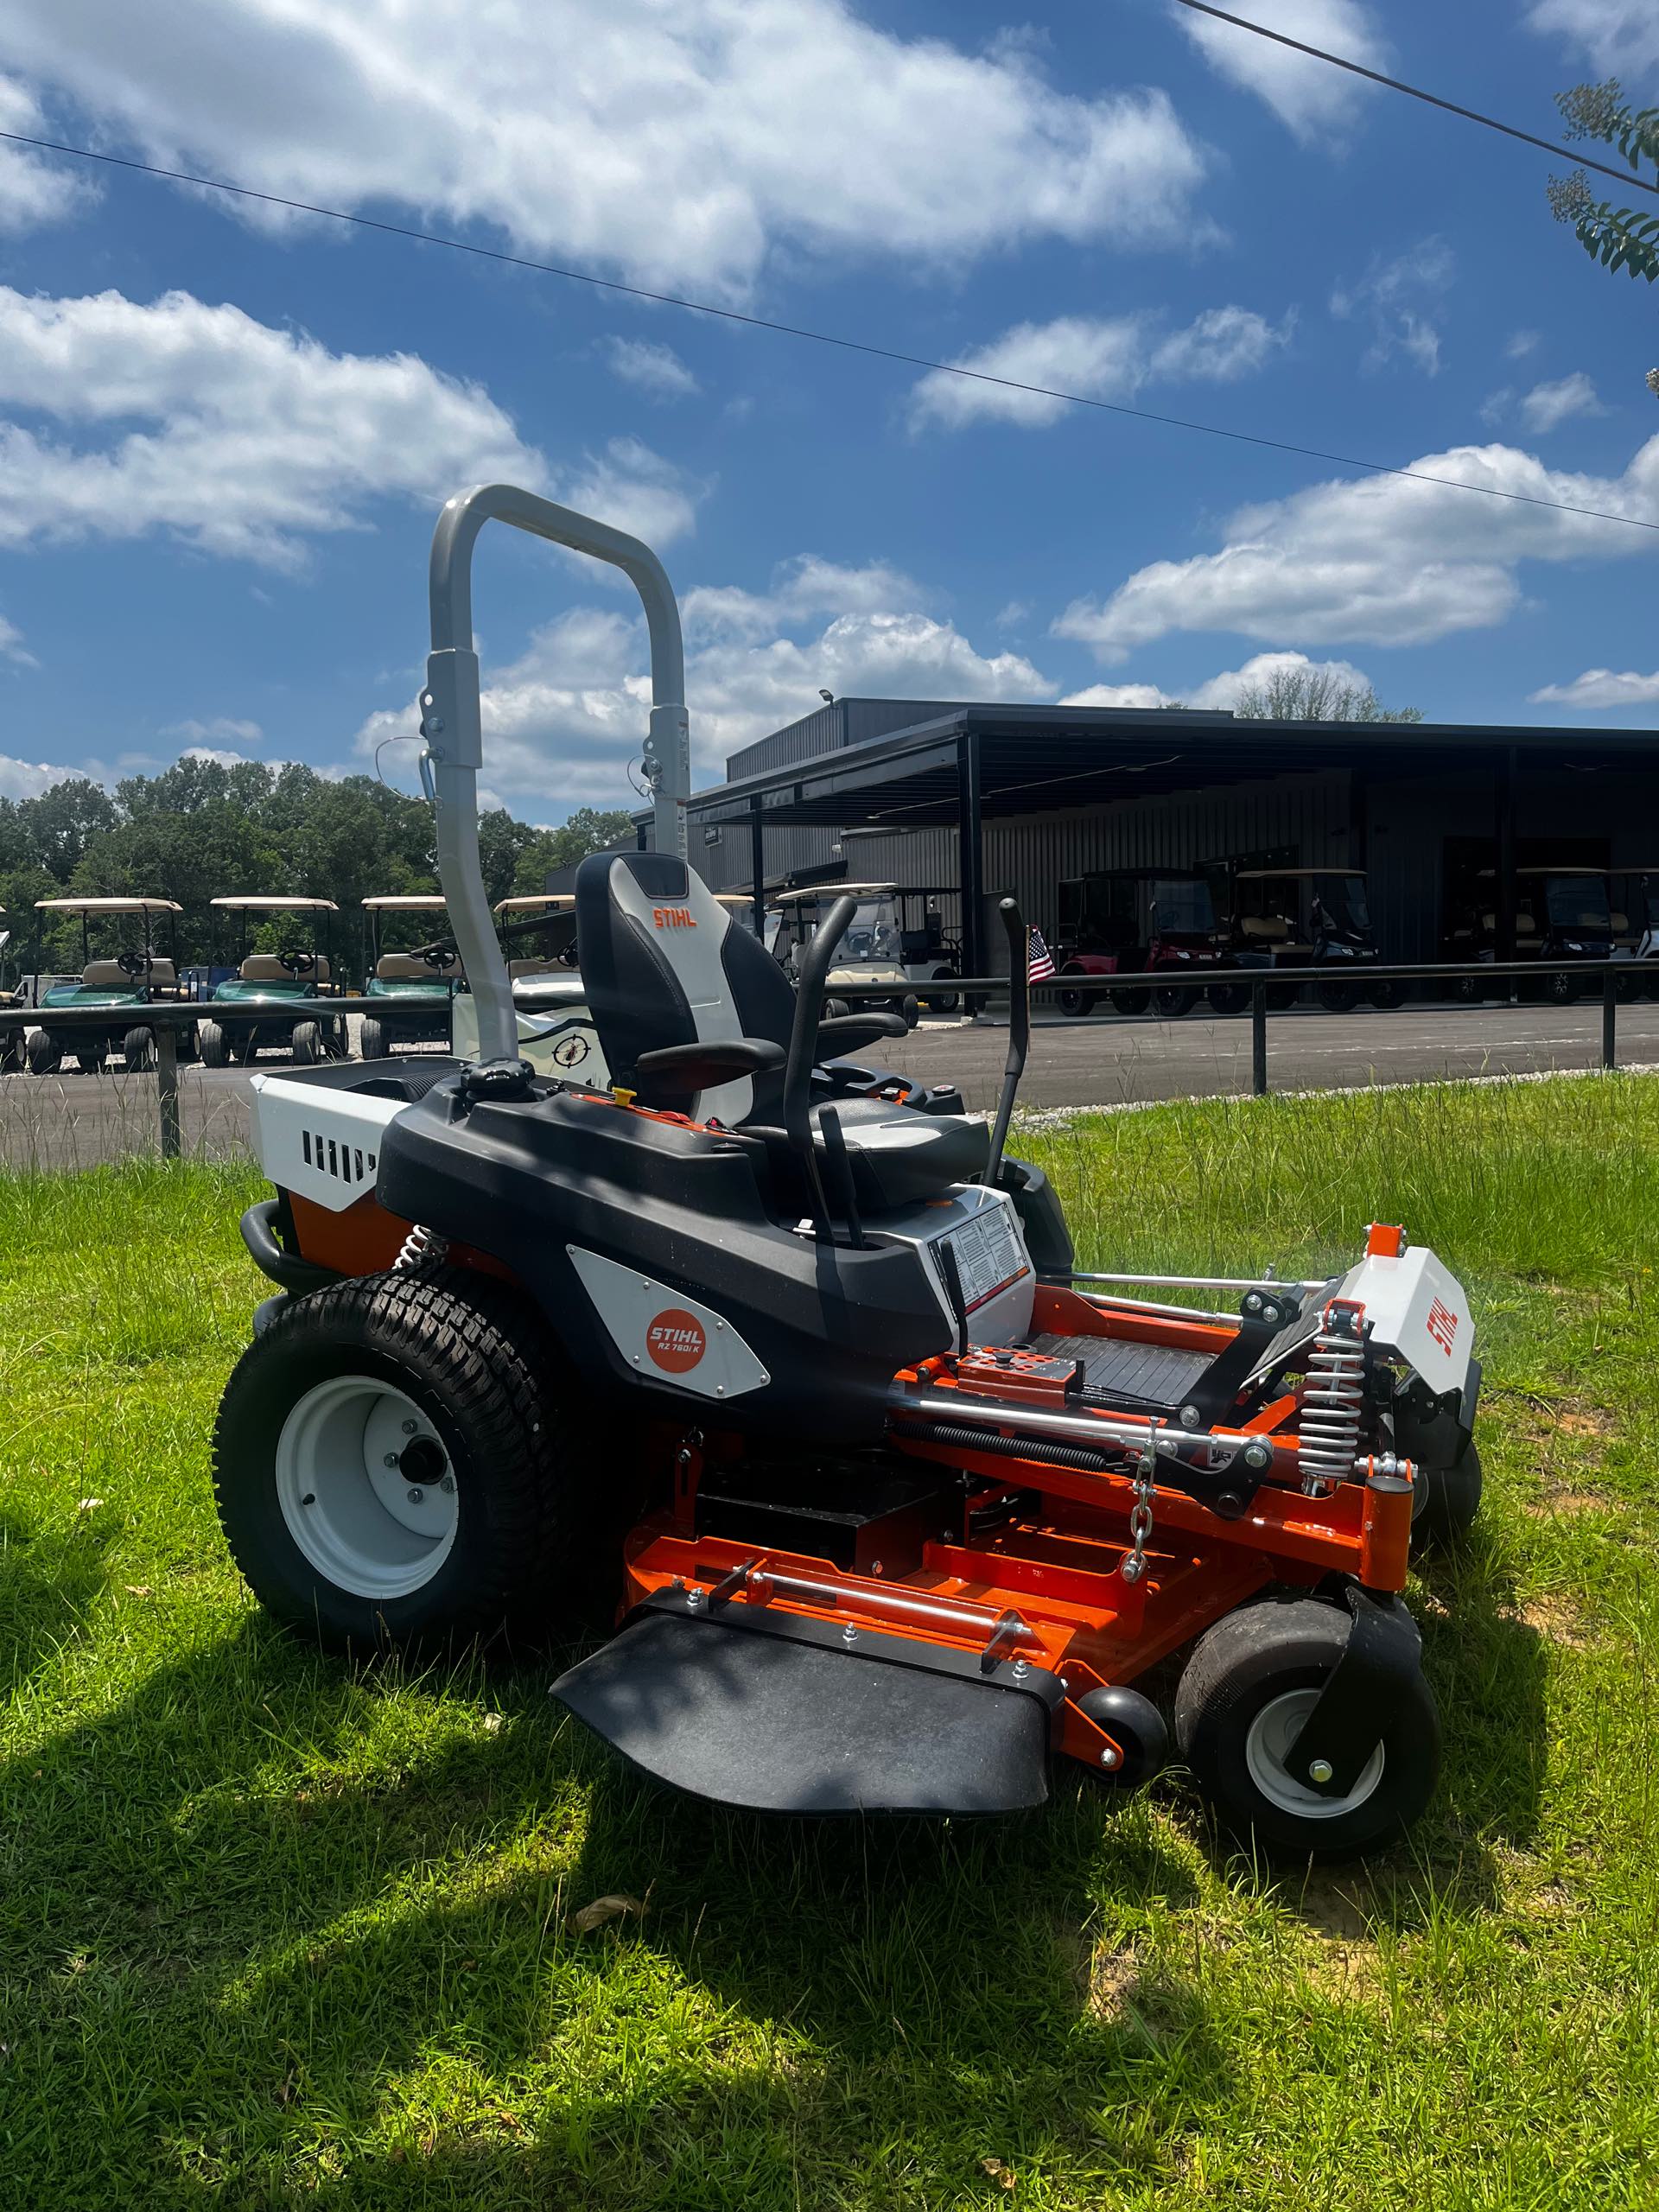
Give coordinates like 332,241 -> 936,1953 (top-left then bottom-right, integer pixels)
394,1221 -> 449,1271
1300,1305 -> 1367,1491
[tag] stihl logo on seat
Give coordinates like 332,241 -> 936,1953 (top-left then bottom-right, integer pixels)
645,1308 -> 707,1372
652,906 -> 696,930
1426,1297 -> 1459,1355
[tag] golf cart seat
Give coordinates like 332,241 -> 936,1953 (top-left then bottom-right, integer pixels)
375,950 -> 454,982
79,958 -> 131,987
575,850 -> 986,1205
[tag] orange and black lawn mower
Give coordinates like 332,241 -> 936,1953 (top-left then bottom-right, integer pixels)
213,486 -> 1483,1862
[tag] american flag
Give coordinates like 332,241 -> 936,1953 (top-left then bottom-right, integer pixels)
1027,925 -> 1056,982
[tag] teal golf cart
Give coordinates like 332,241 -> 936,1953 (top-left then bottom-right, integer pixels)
197,896 -> 347,1067
28,897 -> 188,1074
359,894 -> 460,1058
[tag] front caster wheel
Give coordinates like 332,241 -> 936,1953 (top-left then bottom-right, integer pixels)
1410,1443 -> 1483,1550
1175,1599 -> 1439,1862
1075,1684 -> 1168,1790
212,1270 -> 606,1656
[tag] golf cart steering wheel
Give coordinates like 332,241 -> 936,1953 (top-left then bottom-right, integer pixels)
558,938 -> 580,969
279,950 -> 316,976
116,950 -> 148,977
422,944 -> 456,970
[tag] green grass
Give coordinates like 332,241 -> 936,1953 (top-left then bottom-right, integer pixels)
3,1076 -> 1658,2209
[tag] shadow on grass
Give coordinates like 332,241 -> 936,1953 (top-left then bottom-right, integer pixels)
0,1509 -> 111,1697
2,1618 -> 1230,2209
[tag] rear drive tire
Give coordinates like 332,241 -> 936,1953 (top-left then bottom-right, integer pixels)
1175,1597 -> 1439,1862
213,1269 -> 609,1656
1370,979 -> 1405,1009
290,1020 -> 321,1065
1151,983 -> 1191,1019
1206,980 -> 1250,1016
0,1030 -> 22,1076
198,1019 -> 227,1069
1410,1443 -> 1483,1550
1109,985 -> 1152,1016
26,1030 -> 62,1076
1316,980 -> 1363,1013
921,969 -> 959,1015
359,1015 -> 386,1061
124,1025 -> 156,1071
823,997 -> 851,1021
1267,983 -> 1298,1012
1547,969 -> 1580,1005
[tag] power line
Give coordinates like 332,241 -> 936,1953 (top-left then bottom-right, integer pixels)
3,121 -> 1657,540
1166,0 -> 1659,198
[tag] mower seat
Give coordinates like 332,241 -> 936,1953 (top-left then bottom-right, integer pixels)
575,850 -> 979,1205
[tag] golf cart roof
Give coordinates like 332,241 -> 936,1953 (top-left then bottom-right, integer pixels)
493,893 -> 575,913
1234,868 -> 1365,880
1474,866 -> 1606,879
772,882 -> 899,904
714,893 -> 755,907
35,896 -> 184,914
210,894 -> 339,912
362,894 -> 448,910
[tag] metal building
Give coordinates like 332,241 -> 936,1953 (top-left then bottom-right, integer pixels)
648,700 -> 1658,980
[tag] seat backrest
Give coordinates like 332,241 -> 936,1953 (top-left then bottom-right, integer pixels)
575,851 -> 798,1122
80,958 -> 129,987
376,951 -> 432,981
1238,914 -> 1289,941
240,953 -> 288,981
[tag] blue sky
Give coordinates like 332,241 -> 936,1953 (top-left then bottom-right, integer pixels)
0,0 -> 1655,820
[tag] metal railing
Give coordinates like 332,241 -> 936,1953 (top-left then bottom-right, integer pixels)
0,961 -> 1647,1161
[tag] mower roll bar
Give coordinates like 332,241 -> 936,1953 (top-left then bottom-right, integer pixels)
981,896 -> 1028,1190
422,484 -> 692,1071
783,892 -> 857,1237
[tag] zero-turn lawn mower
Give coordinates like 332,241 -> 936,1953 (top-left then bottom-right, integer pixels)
198,896 -> 348,1066
213,486 -> 1483,1863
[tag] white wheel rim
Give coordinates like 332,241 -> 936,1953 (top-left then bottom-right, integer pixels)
275,1375 -> 459,1599
1243,1688 -> 1384,1820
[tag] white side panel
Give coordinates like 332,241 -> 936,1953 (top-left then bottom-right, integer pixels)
452,990 -> 610,1085
606,865 -> 753,1123
250,1072 -> 406,1212
1336,1243 -> 1472,1395
566,1246 -> 771,1399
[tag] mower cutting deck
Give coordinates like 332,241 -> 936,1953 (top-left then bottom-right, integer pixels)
212,482 -> 1482,1864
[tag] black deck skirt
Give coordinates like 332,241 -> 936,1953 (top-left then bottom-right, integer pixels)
551,1610 -> 1053,1815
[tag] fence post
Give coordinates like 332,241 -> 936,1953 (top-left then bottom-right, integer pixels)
1250,980 -> 1268,1097
156,1021 -> 181,1160
1602,966 -> 1618,1072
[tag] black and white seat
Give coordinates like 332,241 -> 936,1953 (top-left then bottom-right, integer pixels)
575,851 -> 986,1208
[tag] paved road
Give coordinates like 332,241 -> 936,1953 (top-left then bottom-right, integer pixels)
6,997 -> 1657,1170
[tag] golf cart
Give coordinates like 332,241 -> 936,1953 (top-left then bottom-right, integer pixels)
212,484 -> 1484,1864
198,897 -> 347,1067
1606,870 -> 1657,998
0,911 -> 26,1075
767,884 -> 928,1024
1443,868 -> 1612,1004
1054,869 -> 1224,1018
28,897 -> 187,1074
360,896 -> 461,1058
1212,868 -> 1396,1014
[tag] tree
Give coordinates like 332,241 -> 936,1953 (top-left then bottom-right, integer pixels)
1548,80 -> 1659,287
1230,668 -> 1422,723
508,807 -> 637,895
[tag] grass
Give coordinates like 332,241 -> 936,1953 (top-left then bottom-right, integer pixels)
2,1075 -> 1658,2208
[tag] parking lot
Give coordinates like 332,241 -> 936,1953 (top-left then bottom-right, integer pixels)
6,994 -> 1659,1170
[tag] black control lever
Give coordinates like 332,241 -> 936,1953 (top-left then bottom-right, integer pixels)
981,896 -> 1029,1189
782,892 -> 856,1237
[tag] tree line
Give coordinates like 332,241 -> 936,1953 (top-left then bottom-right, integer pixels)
0,754 -> 632,978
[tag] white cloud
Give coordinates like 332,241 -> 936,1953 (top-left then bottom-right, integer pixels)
1170,0 -> 1389,141
1529,667 -> 1659,710
605,337 -> 699,401
0,752 -> 75,799
1519,372 -> 1605,434
1507,329 -> 1540,361
0,1 -> 1210,298
1063,651 -> 1375,712
909,304 -> 1290,430
0,613 -> 36,667
181,744 -> 254,766
1528,0 -> 1659,78
1331,237 -> 1454,377
1053,433 -> 1659,658
165,715 -> 264,746
355,563 -> 1052,808
0,287 -> 700,569
0,75 -> 95,232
